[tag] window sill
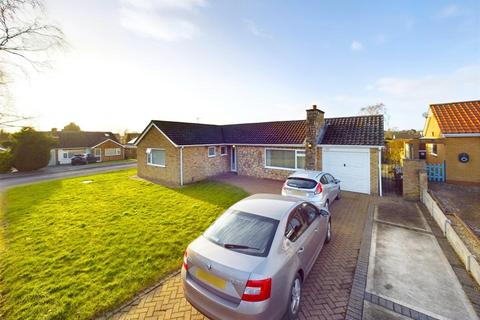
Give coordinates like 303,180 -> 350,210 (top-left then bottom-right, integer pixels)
208,155 -> 216,158
430,153 -> 438,157
220,153 -> 227,156
147,163 -> 166,167
265,165 -> 298,171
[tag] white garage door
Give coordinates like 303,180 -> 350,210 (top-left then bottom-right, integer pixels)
322,147 -> 370,194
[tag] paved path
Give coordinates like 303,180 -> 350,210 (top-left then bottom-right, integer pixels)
363,197 -> 479,320
106,191 -> 371,320
0,162 -> 136,189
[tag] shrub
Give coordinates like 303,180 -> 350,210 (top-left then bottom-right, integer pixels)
0,151 -> 13,173
11,128 -> 54,172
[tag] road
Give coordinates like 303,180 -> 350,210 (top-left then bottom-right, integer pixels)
0,162 -> 137,189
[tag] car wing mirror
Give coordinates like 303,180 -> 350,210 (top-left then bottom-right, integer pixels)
320,209 -> 329,217
335,179 -> 341,184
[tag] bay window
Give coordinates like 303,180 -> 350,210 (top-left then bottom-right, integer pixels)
265,149 -> 305,170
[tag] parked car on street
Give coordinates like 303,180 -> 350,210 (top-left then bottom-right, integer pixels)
182,194 -> 332,320
70,154 -> 98,165
281,170 -> 341,209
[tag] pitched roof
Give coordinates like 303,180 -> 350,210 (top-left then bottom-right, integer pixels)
430,100 -> 480,134
56,131 -> 120,148
322,115 -> 384,146
147,115 -> 384,146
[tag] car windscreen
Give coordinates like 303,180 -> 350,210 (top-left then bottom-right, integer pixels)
286,178 -> 317,189
203,211 -> 279,257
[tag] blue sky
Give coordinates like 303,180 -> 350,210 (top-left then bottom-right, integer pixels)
11,0 -> 480,132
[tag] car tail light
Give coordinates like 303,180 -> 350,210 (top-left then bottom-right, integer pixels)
183,251 -> 188,271
242,278 -> 272,302
315,183 -> 323,194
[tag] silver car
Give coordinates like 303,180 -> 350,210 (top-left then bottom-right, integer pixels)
182,194 -> 332,320
281,170 -> 341,209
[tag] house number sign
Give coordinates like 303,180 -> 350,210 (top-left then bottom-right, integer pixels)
458,153 -> 469,163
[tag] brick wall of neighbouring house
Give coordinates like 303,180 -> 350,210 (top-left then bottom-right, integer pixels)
137,127 -> 180,186
443,137 -> 480,184
94,140 -> 125,162
370,148 -> 379,195
403,159 -> 426,200
236,146 -> 300,180
182,146 -> 230,184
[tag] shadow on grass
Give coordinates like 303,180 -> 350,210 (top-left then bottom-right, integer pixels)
3,180 -> 64,224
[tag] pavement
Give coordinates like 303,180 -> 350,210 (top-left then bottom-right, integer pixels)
106,183 -> 371,320
0,161 -> 137,189
363,197 -> 479,320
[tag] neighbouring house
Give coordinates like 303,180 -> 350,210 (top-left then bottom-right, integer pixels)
134,106 -> 384,195
124,136 -> 138,159
421,100 -> 480,185
48,130 -> 125,165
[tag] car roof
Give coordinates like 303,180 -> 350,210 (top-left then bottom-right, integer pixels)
288,169 -> 324,180
231,194 -> 303,220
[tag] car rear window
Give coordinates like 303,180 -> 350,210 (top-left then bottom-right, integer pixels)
203,211 -> 279,257
286,178 -> 317,189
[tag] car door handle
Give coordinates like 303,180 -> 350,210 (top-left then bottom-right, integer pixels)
297,247 -> 304,254
314,228 -> 319,232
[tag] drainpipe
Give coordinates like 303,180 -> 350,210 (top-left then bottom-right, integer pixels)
180,147 -> 184,186
378,147 -> 383,197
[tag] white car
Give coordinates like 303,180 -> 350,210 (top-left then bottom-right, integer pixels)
281,170 -> 341,209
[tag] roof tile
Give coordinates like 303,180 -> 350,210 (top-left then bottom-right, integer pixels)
430,100 -> 480,134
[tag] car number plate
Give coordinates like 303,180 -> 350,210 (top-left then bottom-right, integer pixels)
196,269 -> 226,289
290,189 -> 307,196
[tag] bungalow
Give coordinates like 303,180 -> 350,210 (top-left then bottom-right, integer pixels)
135,106 -> 384,195
48,130 -> 125,165
421,100 -> 480,185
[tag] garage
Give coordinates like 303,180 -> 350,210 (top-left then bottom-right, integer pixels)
322,147 -> 371,194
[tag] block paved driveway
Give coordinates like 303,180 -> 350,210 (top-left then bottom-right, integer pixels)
109,190 -> 371,320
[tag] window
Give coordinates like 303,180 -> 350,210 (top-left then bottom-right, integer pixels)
286,178 -> 317,189
301,203 -> 319,224
296,150 -> 305,169
220,146 -> 227,156
94,149 -> 101,157
208,146 -> 216,157
204,211 -> 279,257
265,149 -> 305,170
64,150 -> 84,159
146,148 -> 166,167
429,144 -> 438,156
320,175 -> 329,184
285,209 -> 307,242
105,148 -> 121,156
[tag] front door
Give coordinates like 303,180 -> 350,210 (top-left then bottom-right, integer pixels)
230,146 -> 237,172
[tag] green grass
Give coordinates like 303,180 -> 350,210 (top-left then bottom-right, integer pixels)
0,169 -> 248,320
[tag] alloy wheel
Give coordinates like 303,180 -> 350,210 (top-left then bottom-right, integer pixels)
290,278 -> 302,314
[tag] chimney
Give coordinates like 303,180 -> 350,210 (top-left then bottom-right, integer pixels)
305,105 -> 324,170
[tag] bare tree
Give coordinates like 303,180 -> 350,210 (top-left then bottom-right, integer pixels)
359,102 -> 390,129
0,0 -> 65,128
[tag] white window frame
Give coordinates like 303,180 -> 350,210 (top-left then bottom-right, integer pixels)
220,146 -> 227,156
429,143 -> 438,156
105,148 -> 121,157
94,148 -> 101,157
146,148 -> 166,167
208,146 -> 216,158
264,148 -> 305,171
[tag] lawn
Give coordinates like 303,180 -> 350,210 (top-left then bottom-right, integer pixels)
0,169 -> 248,320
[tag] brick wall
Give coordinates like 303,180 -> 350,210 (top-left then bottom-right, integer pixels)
94,140 -> 125,162
137,127 -> 180,186
236,146 -> 298,180
403,159 -> 426,200
305,106 -> 324,170
182,146 -> 230,184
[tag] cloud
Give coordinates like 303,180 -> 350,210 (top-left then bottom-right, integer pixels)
437,4 -> 462,18
118,0 -> 206,41
244,19 -> 272,39
350,40 -> 364,51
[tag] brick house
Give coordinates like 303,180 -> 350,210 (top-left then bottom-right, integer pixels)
48,130 -> 125,165
421,100 -> 480,184
134,106 -> 384,194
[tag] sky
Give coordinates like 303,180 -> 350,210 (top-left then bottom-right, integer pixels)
7,0 -> 480,133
